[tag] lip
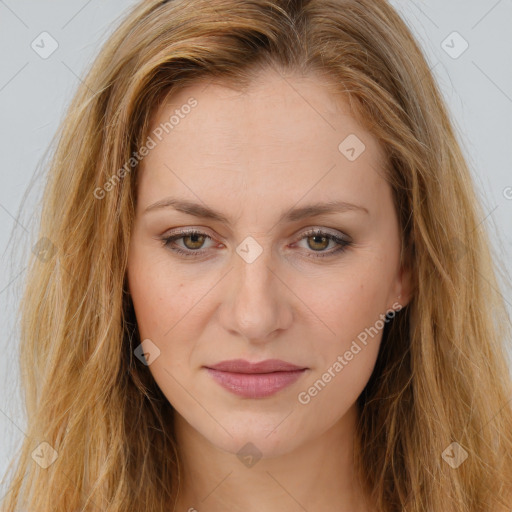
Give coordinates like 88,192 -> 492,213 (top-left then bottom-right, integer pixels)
204,359 -> 308,399
206,358 -> 306,373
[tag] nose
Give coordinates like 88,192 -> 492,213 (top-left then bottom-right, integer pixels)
218,243 -> 293,343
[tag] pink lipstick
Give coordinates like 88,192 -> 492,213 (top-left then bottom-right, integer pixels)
204,359 -> 308,398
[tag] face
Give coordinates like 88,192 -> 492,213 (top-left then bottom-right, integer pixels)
127,67 -> 411,458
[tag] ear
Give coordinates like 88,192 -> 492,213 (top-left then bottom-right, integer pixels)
390,263 -> 414,310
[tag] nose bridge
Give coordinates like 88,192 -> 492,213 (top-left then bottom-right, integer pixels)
236,237 -> 272,289
234,236 -> 275,307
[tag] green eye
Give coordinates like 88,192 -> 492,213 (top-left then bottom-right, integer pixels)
161,228 -> 352,259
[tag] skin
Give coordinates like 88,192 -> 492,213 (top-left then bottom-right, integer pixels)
127,66 -> 412,512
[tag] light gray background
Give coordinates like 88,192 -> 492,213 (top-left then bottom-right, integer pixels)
1,0 -> 511,498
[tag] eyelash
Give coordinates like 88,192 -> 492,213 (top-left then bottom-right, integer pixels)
160,228 -> 352,260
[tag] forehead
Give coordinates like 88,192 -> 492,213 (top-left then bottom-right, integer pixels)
149,67 -> 369,151
137,67 -> 389,220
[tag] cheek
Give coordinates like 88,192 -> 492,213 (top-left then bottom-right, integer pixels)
296,257 -> 393,346
292,257 -> 393,409
127,244 -> 202,341
127,247 -> 202,402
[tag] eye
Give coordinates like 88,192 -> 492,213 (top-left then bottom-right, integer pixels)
292,228 -> 352,259
160,229 -> 216,258
159,228 -> 352,259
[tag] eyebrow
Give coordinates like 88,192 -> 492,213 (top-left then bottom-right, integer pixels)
143,197 -> 369,224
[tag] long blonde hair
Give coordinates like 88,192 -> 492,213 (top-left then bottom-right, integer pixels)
2,0 -> 512,510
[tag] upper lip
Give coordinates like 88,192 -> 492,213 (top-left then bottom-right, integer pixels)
205,359 -> 306,374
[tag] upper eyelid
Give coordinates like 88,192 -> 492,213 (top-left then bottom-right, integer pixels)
163,226 -> 350,240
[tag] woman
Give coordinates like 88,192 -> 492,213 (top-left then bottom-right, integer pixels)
2,0 -> 511,511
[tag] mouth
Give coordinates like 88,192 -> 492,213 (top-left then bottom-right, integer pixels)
204,359 -> 308,399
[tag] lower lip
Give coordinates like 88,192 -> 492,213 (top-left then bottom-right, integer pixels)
205,368 -> 307,398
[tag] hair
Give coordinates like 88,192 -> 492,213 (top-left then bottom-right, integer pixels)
2,0 -> 512,510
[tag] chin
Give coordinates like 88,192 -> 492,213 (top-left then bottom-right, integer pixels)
193,414 -> 307,460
